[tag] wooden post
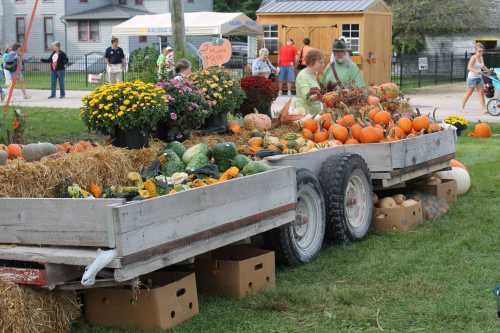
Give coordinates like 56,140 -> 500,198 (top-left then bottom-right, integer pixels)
170,0 -> 186,59
450,53 -> 454,83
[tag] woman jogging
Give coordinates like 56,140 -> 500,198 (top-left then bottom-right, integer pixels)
462,43 -> 489,113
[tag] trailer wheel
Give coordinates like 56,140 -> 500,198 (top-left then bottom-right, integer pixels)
265,169 -> 326,266
319,153 -> 373,243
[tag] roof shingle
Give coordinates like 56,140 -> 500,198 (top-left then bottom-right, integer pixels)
257,0 -> 377,14
63,4 -> 150,21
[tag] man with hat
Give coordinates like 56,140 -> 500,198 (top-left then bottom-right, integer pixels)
321,39 -> 365,89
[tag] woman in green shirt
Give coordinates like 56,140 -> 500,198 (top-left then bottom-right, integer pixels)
295,48 -> 324,116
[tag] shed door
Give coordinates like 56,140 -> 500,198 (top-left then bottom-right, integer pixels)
283,26 -> 338,60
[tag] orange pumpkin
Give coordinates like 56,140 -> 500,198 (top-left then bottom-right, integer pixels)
367,95 -> 381,106
388,126 -> 406,140
469,121 -> 492,138
368,108 -> 380,121
341,114 -> 355,127
428,122 -> 441,133
345,138 -> 360,145
89,183 -> 103,198
303,119 -> 318,133
351,123 -> 363,141
412,116 -> 430,132
374,111 -> 391,126
302,128 -> 314,140
398,117 -> 413,134
329,125 -> 349,143
450,159 -> 467,170
248,137 -> 264,147
228,120 -> 241,134
377,82 -> 400,100
359,126 -> 381,144
244,111 -> 272,131
314,123 -> 329,143
7,144 -> 22,159
320,113 -> 333,130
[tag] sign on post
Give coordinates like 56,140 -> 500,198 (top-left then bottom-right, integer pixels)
418,57 -> 429,71
198,38 -> 232,68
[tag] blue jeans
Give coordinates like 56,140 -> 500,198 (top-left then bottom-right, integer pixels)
279,65 -> 295,82
51,70 -> 65,97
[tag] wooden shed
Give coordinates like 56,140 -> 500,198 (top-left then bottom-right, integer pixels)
256,0 -> 392,85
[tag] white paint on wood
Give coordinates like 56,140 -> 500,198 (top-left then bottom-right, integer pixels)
0,199 -> 123,247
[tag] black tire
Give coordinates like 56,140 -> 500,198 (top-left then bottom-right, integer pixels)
264,169 -> 326,266
487,98 -> 500,116
319,153 -> 373,243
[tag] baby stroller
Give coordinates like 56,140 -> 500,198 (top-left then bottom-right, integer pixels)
482,68 -> 500,116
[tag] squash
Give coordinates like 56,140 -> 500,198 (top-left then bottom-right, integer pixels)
368,107 -> 380,121
248,137 -> 264,148
0,150 -> 7,166
89,183 -> 103,198
401,199 -> 419,208
250,130 -> 264,138
219,167 -> 239,182
244,110 -> 272,131
212,142 -> 238,162
283,148 -> 298,155
263,135 -> 280,146
282,132 -> 299,141
191,179 -> 208,188
437,167 -> 471,195
469,121 -> 492,138
392,194 -> 406,205
22,143 -> 57,162
351,123 -> 363,141
7,144 -> 22,159
378,197 -> 397,209
143,179 -> 158,198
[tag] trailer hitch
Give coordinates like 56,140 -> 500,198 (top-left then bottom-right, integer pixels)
81,249 -> 117,287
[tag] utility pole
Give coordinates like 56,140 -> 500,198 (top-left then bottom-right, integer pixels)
170,0 -> 186,59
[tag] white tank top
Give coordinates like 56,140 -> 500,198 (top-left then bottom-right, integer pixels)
468,56 -> 483,79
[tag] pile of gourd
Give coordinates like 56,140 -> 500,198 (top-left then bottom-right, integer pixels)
64,140 -> 272,201
374,193 -> 419,209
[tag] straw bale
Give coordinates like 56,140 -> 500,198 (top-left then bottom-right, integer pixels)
0,281 -> 80,333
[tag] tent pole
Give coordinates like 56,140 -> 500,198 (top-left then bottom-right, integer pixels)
159,36 -> 162,51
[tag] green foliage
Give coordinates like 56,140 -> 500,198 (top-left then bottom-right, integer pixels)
128,46 -> 160,83
214,0 -> 262,19
386,0 -> 492,53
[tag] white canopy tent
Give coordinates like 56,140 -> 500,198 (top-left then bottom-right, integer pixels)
112,11 -> 263,37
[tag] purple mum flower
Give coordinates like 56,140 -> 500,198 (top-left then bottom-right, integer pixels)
170,112 -> 177,120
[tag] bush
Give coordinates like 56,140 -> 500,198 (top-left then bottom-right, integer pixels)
129,46 -> 159,83
81,81 -> 167,135
239,76 -> 278,117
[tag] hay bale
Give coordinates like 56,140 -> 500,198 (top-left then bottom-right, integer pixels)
0,281 -> 80,333
0,144 -> 163,198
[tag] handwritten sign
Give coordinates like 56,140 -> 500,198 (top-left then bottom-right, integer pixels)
198,38 -> 232,68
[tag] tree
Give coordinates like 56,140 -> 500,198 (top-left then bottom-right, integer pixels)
386,0 -> 493,53
214,0 -> 261,19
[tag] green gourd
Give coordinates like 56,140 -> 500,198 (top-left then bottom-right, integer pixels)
22,143 -> 57,162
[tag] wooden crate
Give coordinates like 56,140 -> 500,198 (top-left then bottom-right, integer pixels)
266,129 -> 457,174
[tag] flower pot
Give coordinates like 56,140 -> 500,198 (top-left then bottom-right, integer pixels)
155,122 -> 191,143
111,127 -> 149,149
202,112 -> 228,134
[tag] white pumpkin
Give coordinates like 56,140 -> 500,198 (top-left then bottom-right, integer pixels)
437,167 -> 471,195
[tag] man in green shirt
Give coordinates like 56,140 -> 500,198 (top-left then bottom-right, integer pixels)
157,46 -> 175,80
321,39 -> 365,89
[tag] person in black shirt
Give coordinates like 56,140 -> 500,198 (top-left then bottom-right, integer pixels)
105,37 -> 126,83
41,41 -> 68,99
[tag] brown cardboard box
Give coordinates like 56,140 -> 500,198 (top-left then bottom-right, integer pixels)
372,201 -> 424,232
84,272 -> 198,330
415,179 -> 457,203
196,245 -> 275,298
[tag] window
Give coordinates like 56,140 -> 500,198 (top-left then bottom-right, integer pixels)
342,24 -> 360,54
16,17 -> 25,43
119,0 -> 127,4
139,36 -> 147,43
78,20 -> 100,42
263,25 -> 278,55
44,17 -> 55,50
135,0 -> 143,4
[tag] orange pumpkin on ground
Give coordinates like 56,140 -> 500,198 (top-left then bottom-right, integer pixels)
412,116 -> 430,132
469,121 -> 492,138
329,125 -> 349,143
7,144 -> 22,159
398,117 -> 413,134
303,119 -> 318,133
374,111 -> 391,126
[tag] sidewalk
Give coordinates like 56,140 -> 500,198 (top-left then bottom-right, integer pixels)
4,89 -> 87,109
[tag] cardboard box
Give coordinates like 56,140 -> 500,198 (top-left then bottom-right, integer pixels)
372,201 -> 424,232
85,272 -> 198,330
196,245 -> 275,298
415,179 -> 457,203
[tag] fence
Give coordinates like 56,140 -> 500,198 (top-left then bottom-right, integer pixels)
19,54 -> 253,91
392,50 -> 500,89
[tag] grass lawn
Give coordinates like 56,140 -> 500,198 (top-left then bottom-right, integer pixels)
69,125 -> 500,333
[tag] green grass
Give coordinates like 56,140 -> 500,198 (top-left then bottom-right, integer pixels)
70,125 -> 500,333
1,107 -> 100,143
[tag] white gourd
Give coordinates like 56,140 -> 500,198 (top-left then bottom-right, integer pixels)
437,167 -> 471,195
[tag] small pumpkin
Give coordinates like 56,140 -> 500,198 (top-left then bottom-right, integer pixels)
313,123 -> 329,143
329,125 -> 349,143
248,137 -> 264,147
320,113 -> 333,130
450,159 -> 466,170
344,138 -> 360,145
374,111 -> 391,126
244,110 -> 272,131
340,114 -> 356,127
469,121 -> 492,138
368,108 -> 380,121
398,117 -> 413,134
428,122 -> 441,133
359,126 -> 381,144
227,120 -> 241,134
303,119 -> 318,133
302,128 -> 314,140
351,123 -> 363,141
89,183 -> 103,198
7,144 -> 22,159
378,197 -> 397,209
412,115 -> 430,132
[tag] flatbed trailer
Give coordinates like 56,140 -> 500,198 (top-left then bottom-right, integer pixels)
0,129 -> 456,289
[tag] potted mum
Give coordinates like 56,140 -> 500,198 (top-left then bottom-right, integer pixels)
81,81 -> 167,149
191,68 -> 245,133
239,76 -> 278,117
444,116 -> 469,136
156,78 -> 211,142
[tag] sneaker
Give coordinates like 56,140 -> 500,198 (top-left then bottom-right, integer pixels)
59,95 -> 65,99
48,96 -> 56,99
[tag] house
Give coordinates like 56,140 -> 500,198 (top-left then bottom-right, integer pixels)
424,0 -> 500,55
256,0 -> 393,85
0,0 -> 213,58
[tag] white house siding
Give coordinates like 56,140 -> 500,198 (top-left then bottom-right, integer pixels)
126,0 -> 213,14
425,33 -> 500,55
2,0 -> 66,57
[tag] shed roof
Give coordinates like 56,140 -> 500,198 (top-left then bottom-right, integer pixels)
63,4 -> 150,21
257,0 -> 380,14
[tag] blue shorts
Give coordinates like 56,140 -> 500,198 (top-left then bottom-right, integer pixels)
279,65 -> 295,82
467,77 -> 483,87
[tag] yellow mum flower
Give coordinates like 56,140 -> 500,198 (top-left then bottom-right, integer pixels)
124,99 -> 131,106
119,105 -> 126,111
117,111 -> 124,117
106,95 -> 113,101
